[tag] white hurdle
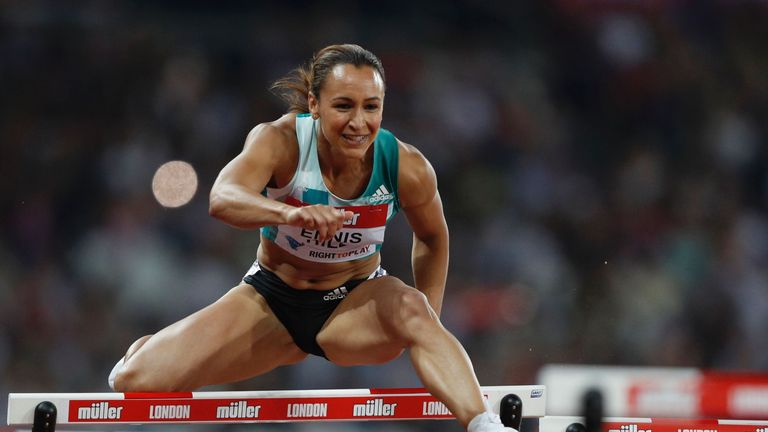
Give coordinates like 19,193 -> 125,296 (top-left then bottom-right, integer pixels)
13,368 -> 768,432
539,364 -> 768,419
540,416 -> 768,432
537,364 -> 768,432
7,385 -> 545,427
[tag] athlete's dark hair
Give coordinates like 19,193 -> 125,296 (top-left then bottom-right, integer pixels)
271,44 -> 386,113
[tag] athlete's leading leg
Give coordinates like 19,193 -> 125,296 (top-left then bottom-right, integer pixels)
316,276 -> 490,428
113,283 -> 306,392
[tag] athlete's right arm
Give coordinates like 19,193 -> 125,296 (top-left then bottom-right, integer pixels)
209,123 -> 293,229
209,122 -> 349,240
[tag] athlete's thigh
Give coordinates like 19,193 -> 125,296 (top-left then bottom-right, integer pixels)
127,283 -> 306,389
316,276 -> 413,366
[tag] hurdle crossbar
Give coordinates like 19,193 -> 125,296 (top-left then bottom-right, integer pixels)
7,385 -> 545,426
540,416 -> 768,432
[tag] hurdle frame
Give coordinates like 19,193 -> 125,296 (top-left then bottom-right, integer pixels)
8,385 -> 543,430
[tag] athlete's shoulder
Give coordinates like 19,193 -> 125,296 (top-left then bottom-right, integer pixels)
397,139 -> 433,176
238,114 -> 300,184
244,113 -> 296,148
396,138 -> 438,209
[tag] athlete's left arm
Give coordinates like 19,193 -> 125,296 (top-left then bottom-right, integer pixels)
398,141 -> 449,317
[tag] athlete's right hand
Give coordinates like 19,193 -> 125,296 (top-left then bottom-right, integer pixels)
285,205 -> 355,243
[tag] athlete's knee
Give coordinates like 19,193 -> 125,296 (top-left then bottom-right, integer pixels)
391,288 -> 440,341
398,288 -> 435,319
112,360 -> 142,392
113,355 -> 183,392
125,335 -> 153,361
112,335 -> 185,392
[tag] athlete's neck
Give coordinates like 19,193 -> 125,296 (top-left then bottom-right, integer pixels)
317,134 -> 373,181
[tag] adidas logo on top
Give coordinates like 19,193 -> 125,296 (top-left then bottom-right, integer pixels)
323,286 -> 349,301
369,185 -> 395,203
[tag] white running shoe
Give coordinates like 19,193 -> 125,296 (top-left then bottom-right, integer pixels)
468,411 -> 519,432
107,357 -> 125,391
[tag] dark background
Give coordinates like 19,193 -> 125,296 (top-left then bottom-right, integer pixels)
2,1 -> 767,430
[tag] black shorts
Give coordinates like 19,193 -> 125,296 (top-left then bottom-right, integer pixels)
242,263 -> 387,358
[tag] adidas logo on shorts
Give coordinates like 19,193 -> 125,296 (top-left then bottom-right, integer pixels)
323,286 -> 349,301
368,185 -> 395,203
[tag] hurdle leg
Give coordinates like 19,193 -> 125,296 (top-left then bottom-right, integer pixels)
582,388 -> 603,432
500,393 -> 523,430
559,388 -> 603,432
566,423 -> 587,432
32,401 -> 57,432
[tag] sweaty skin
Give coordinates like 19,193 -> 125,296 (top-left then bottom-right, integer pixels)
114,64 -> 489,429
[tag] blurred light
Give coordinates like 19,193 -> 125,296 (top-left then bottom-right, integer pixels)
151,160 -> 198,208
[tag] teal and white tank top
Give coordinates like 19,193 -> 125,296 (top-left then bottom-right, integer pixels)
260,114 -> 400,263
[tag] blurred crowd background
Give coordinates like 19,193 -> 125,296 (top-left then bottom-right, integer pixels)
2,1 -> 767,431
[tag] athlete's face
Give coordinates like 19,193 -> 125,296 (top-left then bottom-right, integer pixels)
309,64 -> 385,159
